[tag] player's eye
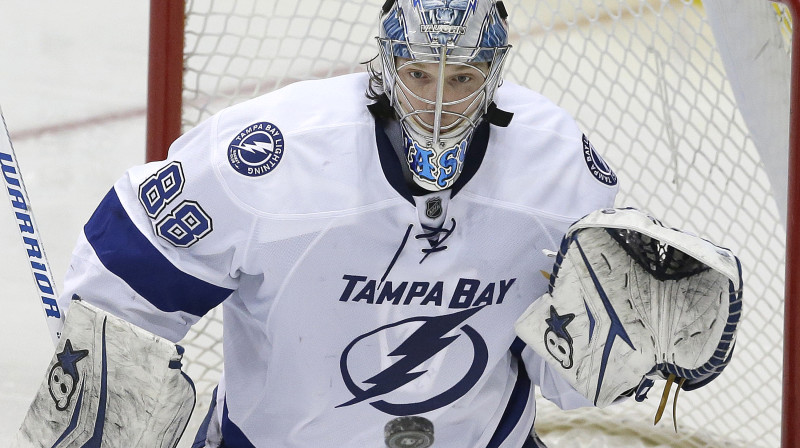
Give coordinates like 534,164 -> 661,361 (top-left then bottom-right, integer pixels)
454,74 -> 472,83
408,71 -> 425,79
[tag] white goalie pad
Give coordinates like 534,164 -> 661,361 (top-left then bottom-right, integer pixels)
515,208 -> 742,408
15,299 -> 195,448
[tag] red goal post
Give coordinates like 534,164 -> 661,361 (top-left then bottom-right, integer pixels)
780,2 -> 800,448
145,1 -> 798,446
145,0 -> 183,164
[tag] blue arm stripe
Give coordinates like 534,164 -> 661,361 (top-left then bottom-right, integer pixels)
221,398 -> 257,448
486,340 -> 533,448
84,188 -> 234,316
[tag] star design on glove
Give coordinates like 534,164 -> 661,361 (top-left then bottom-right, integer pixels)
545,305 -> 575,342
56,339 -> 89,378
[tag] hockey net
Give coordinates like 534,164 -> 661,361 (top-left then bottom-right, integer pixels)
147,1 -> 796,447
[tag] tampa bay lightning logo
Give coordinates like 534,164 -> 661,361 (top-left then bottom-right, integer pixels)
228,122 -> 285,177
48,339 -> 88,410
582,134 -> 617,186
338,307 -> 488,416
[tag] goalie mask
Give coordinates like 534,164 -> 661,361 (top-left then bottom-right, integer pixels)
378,0 -> 511,191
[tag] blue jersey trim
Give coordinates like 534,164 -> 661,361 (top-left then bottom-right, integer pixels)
221,399 -> 257,447
85,188 -> 234,317
192,387 -> 218,448
485,338 -> 533,448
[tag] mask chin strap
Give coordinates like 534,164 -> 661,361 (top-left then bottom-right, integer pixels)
381,0 -> 396,14
432,44 -> 448,148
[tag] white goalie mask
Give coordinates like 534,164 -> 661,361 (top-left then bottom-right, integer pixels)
378,0 -> 511,191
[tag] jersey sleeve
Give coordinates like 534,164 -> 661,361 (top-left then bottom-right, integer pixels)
522,345 -> 594,410
59,115 -> 250,342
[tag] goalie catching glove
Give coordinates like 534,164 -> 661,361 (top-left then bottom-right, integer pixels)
515,208 -> 741,417
15,298 -> 195,448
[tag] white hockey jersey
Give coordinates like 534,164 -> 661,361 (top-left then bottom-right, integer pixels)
59,73 -> 618,447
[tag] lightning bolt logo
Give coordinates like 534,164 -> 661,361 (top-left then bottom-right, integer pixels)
338,307 -> 488,415
234,138 -> 274,155
227,121 -> 285,177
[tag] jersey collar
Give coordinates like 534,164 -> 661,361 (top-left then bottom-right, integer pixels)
372,117 -> 491,204
367,94 -> 513,203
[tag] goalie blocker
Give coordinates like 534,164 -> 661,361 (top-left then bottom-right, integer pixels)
15,298 -> 195,448
515,208 -> 742,412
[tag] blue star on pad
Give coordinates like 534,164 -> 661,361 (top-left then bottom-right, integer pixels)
545,305 -> 575,342
56,339 -> 89,379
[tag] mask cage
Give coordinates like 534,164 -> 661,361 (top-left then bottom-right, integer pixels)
377,37 -> 510,147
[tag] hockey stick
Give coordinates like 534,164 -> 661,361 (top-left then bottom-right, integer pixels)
0,105 -> 64,346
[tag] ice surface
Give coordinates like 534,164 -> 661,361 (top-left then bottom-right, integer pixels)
0,2 -> 149,444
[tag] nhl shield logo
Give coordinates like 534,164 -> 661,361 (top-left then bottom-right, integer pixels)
228,122 -> 285,177
425,197 -> 443,219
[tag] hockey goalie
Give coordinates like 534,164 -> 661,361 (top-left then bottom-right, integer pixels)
515,207 -> 742,423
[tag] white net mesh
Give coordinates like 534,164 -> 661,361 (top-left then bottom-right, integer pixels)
173,1 -> 791,446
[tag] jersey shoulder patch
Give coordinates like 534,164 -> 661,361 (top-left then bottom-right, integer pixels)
582,134 -> 617,186
227,121 -> 285,177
